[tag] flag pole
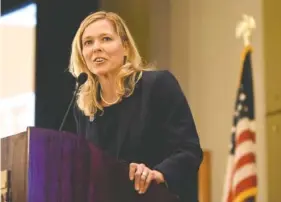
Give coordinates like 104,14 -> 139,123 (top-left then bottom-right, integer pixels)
221,14 -> 257,202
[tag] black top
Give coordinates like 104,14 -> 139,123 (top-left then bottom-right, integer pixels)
92,85 -> 141,158
74,70 -> 203,202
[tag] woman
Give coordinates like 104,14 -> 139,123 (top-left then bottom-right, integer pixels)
70,11 -> 202,202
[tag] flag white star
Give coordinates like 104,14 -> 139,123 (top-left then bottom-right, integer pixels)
239,93 -> 246,101
237,104 -> 243,111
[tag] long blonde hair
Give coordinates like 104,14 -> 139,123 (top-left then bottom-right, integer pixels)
69,11 -> 152,117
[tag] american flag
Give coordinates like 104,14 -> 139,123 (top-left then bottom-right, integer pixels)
222,46 -> 258,202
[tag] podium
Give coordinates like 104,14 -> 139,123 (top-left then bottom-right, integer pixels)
1,127 -> 180,202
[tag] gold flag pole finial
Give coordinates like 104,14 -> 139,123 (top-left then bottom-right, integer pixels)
236,14 -> 256,47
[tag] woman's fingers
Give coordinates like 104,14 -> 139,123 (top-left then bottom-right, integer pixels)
134,164 -> 145,191
151,170 -> 165,184
129,163 -> 138,181
138,167 -> 150,193
140,171 -> 154,194
129,163 -> 163,194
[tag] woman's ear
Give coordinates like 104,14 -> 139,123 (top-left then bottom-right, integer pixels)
123,55 -> 127,65
122,38 -> 129,52
123,48 -> 129,61
124,48 -> 128,57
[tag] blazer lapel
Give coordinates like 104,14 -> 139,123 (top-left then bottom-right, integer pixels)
115,71 -> 157,159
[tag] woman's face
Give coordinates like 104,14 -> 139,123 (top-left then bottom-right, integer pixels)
81,19 -> 127,76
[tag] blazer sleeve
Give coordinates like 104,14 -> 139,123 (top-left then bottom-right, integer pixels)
152,70 -> 203,200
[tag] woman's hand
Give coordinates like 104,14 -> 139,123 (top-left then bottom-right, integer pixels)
129,163 -> 165,194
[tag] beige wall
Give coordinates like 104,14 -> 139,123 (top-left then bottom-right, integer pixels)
263,1 -> 281,201
148,0 -> 171,69
170,1 -> 266,202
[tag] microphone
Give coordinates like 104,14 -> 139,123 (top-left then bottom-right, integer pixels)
59,72 -> 88,131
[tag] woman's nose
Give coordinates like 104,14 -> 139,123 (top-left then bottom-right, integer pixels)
92,41 -> 102,52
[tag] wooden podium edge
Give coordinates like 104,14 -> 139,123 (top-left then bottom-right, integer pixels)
198,150 -> 211,202
1,130 -> 28,202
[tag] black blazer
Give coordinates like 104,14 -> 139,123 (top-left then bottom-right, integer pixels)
74,70 -> 203,202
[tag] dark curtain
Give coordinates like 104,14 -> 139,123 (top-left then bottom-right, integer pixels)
35,0 -> 99,133
1,0 -> 32,15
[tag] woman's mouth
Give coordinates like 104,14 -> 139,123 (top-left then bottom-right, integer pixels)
94,57 -> 106,64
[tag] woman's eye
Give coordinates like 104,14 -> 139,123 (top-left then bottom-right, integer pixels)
84,40 -> 92,46
102,37 -> 112,41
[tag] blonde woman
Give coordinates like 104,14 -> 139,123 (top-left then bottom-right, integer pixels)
70,11 -> 202,202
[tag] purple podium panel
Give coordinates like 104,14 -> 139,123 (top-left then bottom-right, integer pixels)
27,127 -> 179,202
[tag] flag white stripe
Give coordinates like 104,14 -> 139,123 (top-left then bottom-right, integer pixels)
234,140 -> 256,163
232,163 -> 257,189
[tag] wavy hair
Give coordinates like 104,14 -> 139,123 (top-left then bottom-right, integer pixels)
69,11 -> 153,117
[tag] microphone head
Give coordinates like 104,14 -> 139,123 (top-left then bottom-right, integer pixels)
77,72 -> 88,85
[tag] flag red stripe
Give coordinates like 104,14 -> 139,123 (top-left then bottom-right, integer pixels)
226,153 -> 256,202
236,130 -> 255,144
234,153 -> 256,172
234,175 -> 257,196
